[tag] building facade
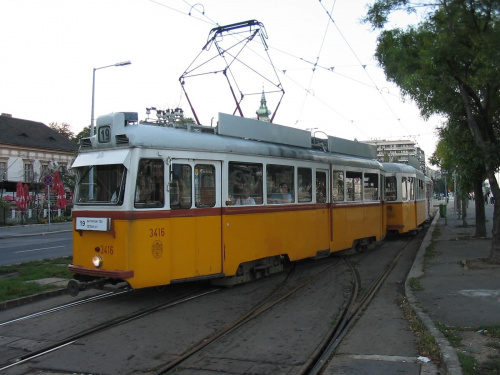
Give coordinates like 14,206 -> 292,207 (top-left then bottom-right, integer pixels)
364,139 -> 426,173
0,113 -> 78,196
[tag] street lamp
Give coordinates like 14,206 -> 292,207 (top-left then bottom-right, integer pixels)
89,60 -> 131,200
90,60 -> 131,137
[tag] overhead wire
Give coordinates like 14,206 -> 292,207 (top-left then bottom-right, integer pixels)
295,0 -> 335,126
148,0 -> 427,147
146,0 -> 367,129
148,0 -> 361,129
148,0 -> 216,26
317,0 -> 413,138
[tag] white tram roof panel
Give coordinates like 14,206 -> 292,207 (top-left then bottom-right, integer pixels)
78,112 -> 378,165
217,113 -> 376,159
382,162 -> 424,176
218,113 -> 311,148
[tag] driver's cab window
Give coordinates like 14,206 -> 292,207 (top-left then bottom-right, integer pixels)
74,164 -> 126,205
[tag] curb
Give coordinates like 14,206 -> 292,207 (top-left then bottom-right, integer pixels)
0,287 -> 68,311
405,212 -> 463,375
0,229 -> 71,239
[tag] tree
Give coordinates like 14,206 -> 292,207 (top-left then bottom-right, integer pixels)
73,125 -> 91,144
430,117 -> 487,236
49,122 -> 75,140
366,0 -> 500,263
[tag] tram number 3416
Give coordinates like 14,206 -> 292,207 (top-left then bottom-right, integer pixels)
150,228 -> 165,237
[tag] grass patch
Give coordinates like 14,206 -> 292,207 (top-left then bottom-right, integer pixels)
436,323 -> 500,374
422,242 -> 436,272
398,295 -> 441,364
479,356 -> 500,375
435,322 -> 463,347
409,277 -> 424,291
431,226 -> 441,241
0,257 -> 72,302
424,242 -> 437,260
458,352 -> 478,375
479,326 -> 500,339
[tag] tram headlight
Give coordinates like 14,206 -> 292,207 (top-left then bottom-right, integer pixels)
92,255 -> 103,268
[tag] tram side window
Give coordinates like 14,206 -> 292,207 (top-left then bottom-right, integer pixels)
401,177 -> 408,201
228,162 -> 263,205
346,171 -> 362,201
298,168 -> 312,203
170,164 -> 192,209
385,176 -> 397,201
408,177 -> 415,200
195,164 -> 216,208
135,159 -> 164,208
332,171 -> 344,201
267,164 -> 294,204
316,170 -> 327,203
364,173 -> 379,201
418,179 -> 425,199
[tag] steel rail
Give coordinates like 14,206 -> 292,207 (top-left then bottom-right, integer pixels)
155,259 -> 343,374
306,239 -> 411,375
0,290 -> 128,326
0,288 -> 219,371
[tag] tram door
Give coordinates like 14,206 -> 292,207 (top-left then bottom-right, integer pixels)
169,160 -> 222,279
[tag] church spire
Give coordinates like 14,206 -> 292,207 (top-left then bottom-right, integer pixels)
256,88 -> 271,122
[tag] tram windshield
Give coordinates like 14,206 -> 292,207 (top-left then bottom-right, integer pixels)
74,164 -> 127,205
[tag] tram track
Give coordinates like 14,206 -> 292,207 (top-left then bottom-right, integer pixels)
0,236 -> 417,374
148,237 -> 412,375
0,289 -> 129,327
0,261 -> 319,373
0,287 -> 220,372
304,237 -> 412,375
154,258 -> 346,374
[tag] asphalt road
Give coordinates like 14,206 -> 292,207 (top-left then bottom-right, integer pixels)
0,223 -> 72,265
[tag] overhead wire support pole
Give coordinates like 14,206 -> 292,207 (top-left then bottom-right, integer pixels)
224,69 -> 244,117
180,79 -> 201,125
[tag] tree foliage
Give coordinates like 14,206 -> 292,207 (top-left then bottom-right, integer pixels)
73,125 -> 91,144
49,122 -> 91,145
430,116 -> 488,236
366,0 -> 500,261
49,122 -> 75,140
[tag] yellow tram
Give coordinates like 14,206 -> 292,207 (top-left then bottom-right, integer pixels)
68,111 -> 388,295
382,162 -> 428,234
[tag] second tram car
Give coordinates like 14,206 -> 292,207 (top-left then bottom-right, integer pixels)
382,162 -> 429,234
68,112 -> 389,295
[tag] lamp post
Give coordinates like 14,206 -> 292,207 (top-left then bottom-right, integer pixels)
90,60 -> 131,137
89,60 -> 131,200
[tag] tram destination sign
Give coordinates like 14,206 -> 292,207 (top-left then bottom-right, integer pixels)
76,217 -> 111,231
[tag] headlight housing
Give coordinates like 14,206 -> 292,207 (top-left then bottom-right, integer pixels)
92,255 -> 103,268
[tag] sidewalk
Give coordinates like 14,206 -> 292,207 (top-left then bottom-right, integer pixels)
0,221 -> 72,239
406,199 -> 500,374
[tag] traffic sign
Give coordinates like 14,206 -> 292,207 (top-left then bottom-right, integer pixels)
43,175 -> 53,186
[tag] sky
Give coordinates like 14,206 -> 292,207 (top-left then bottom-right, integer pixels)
0,0 -> 442,163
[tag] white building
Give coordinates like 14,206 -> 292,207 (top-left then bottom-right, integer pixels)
364,139 -> 426,173
0,113 -> 78,198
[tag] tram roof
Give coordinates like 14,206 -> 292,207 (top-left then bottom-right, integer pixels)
74,112 -> 382,170
382,162 -> 424,176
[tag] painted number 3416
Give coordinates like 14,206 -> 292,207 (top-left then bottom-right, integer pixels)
149,228 -> 165,237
